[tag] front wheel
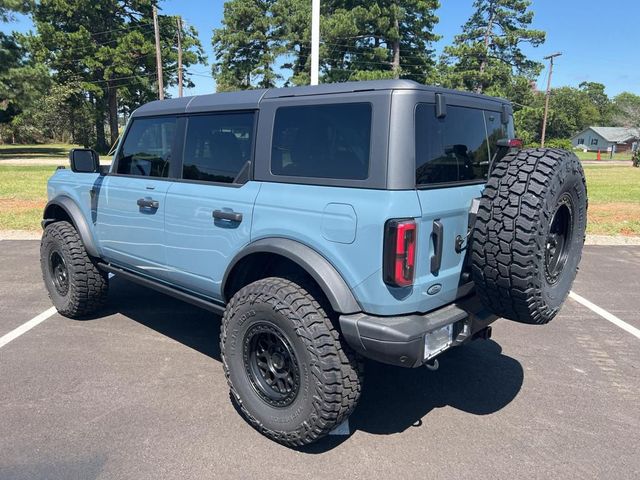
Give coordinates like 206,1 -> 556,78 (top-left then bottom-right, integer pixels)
40,221 -> 109,318
220,277 -> 362,447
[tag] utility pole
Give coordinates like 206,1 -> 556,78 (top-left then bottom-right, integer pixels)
541,52 -> 562,147
176,16 -> 183,98
153,6 -> 164,100
310,0 -> 320,85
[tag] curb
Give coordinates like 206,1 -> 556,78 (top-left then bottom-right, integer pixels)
584,235 -> 640,246
0,230 -> 42,240
1,231 -> 639,246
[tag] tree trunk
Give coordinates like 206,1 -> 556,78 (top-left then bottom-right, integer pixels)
107,81 -> 119,147
94,93 -> 108,153
391,16 -> 401,78
477,5 -> 496,94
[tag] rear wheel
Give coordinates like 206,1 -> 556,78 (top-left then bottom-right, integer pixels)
220,277 -> 362,447
40,221 -> 109,318
471,148 -> 588,324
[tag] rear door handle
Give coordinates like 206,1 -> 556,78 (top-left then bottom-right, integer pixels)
213,209 -> 243,223
137,197 -> 159,209
431,220 -> 443,275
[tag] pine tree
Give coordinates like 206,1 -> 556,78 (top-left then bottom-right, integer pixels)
440,0 -> 545,94
31,0 -> 204,150
211,0 -> 279,91
321,0 -> 440,83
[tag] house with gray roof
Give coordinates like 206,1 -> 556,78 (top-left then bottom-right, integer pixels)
571,126 -> 640,152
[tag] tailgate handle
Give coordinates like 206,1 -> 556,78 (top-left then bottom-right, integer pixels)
430,220 -> 443,275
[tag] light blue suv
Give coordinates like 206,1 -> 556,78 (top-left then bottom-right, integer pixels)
40,80 -> 587,446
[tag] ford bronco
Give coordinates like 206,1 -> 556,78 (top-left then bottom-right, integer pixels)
40,80 -> 587,446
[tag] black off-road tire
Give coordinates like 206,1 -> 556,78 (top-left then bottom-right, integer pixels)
220,277 -> 363,447
471,148 -> 588,325
40,221 -> 109,318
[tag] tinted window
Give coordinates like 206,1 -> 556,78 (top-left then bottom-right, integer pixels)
484,110 -> 509,165
271,103 -> 371,180
183,113 -> 254,183
117,117 -> 176,177
415,105 -> 489,186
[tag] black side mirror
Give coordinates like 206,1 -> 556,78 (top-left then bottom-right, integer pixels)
69,148 -> 100,173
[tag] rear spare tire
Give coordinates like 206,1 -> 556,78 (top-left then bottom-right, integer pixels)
471,148 -> 587,325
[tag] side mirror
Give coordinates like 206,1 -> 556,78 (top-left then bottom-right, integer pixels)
69,148 -> 100,173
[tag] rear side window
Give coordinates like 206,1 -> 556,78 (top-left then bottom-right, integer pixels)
271,103 -> 371,180
182,112 -> 255,183
117,117 -> 177,177
485,110 -> 511,165
415,105 -> 489,186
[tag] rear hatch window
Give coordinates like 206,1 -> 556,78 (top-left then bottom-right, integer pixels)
415,104 -> 511,188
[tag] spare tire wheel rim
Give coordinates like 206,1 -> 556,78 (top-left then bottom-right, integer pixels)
49,250 -> 70,296
545,192 -> 574,284
243,323 -> 301,408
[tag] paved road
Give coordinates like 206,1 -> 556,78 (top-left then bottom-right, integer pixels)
1,242 -> 638,480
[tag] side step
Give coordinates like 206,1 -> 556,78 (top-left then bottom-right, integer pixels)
98,263 -> 226,315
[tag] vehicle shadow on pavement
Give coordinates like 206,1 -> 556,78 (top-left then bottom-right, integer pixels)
95,278 -> 223,360
353,339 -> 523,433
299,339 -> 524,453
95,278 -> 523,453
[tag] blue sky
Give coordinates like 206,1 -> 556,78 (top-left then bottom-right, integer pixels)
4,0 -> 638,98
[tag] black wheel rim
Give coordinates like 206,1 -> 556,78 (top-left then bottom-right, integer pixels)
545,193 -> 574,284
49,250 -> 69,296
243,323 -> 300,408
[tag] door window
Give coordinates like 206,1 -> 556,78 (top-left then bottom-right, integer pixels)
117,117 -> 177,177
271,103 -> 371,180
182,112 -> 255,183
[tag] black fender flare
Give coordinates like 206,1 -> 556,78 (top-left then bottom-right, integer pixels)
42,196 -> 100,258
222,238 -> 361,314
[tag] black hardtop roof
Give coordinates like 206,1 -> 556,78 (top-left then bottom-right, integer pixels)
132,79 -> 509,118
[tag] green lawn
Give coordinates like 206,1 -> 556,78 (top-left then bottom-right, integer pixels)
0,143 -> 82,160
0,164 -> 638,235
574,149 -> 633,161
0,165 -> 55,230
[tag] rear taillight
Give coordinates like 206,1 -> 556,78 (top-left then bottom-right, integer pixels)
496,138 -> 524,149
383,219 -> 417,287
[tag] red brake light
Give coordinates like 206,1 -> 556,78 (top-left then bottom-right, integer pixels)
508,138 -> 523,148
383,219 -> 417,287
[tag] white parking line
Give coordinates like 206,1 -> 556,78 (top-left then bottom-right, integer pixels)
0,307 -> 57,349
569,291 -> 640,340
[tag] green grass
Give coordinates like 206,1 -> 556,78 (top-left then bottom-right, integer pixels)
574,150 -> 633,161
0,164 -> 638,235
0,143 -> 82,160
583,165 -> 640,203
0,165 -> 55,230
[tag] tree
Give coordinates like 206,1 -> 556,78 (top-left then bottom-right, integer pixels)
0,0 -> 49,127
211,0 -> 279,92
440,0 -> 545,94
579,81 -> 613,125
211,0 -> 441,90
612,92 -> 640,128
321,0 -> 440,84
30,0 -> 205,151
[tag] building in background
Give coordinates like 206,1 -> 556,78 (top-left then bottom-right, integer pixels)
571,127 -> 639,153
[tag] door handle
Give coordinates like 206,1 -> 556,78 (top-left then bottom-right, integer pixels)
213,209 -> 243,222
430,220 -> 443,275
137,197 -> 159,209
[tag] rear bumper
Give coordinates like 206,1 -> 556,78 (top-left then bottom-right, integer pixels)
339,294 -> 498,368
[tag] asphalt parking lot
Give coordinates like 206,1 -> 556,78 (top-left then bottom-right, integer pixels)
1,241 -> 638,480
